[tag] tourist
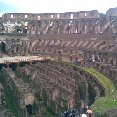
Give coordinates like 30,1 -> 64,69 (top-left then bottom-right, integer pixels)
86,107 -> 93,117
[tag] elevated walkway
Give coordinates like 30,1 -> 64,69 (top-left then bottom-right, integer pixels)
0,56 -> 51,64
0,55 -> 51,70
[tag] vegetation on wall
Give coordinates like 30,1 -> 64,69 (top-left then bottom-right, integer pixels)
82,67 -> 117,114
15,69 -> 59,117
0,71 -> 21,117
69,63 -> 117,114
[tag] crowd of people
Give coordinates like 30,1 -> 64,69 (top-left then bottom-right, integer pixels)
63,106 -> 93,117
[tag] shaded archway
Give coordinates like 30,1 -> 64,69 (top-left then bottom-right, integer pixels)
0,42 -> 6,53
10,50 -> 15,55
26,104 -> 33,115
23,28 -> 27,34
17,28 -> 21,33
9,63 -> 17,71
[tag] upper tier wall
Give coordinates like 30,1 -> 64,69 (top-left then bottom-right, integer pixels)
2,10 -> 99,20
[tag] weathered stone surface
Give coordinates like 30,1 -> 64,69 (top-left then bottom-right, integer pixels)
103,108 -> 117,117
0,8 -> 117,116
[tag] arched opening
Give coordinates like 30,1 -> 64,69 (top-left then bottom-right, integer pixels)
0,42 -> 6,53
16,45 -> 18,52
23,28 -> 27,34
30,42 -> 32,45
17,28 -> 21,33
26,104 -> 33,115
9,63 -> 17,71
71,14 -> 73,19
70,56 -> 73,62
58,50 -> 61,55
10,50 -> 14,55
110,60 -> 113,65
0,64 -> 7,70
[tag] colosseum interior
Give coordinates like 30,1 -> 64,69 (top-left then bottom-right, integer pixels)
0,8 -> 117,117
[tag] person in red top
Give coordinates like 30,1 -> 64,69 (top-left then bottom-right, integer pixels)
86,107 -> 93,117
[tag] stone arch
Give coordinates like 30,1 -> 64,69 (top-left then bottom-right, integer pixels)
70,56 -> 73,62
0,41 -> 6,53
30,42 -> 32,45
9,49 -> 15,55
23,27 -> 27,34
17,28 -> 22,33
16,44 -> 19,52
58,50 -> 62,55
26,104 -> 33,115
57,50 -> 62,61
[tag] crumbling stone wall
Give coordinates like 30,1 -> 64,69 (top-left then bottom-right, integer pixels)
28,34 -> 117,66
2,11 -> 99,21
1,68 -> 35,116
102,108 -> 117,117
92,62 -> 117,88
18,61 -> 105,115
106,7 -> 117,19
1,9 -> 117,34
0,34 -> 28,55
27,18 -> 117,35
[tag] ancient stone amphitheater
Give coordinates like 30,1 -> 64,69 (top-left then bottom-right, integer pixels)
0,8 -> 117,117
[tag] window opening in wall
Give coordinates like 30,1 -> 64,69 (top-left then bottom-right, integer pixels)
69,21 -> 72,26
38,16 -> 40,20
71,14 -> 73,19
57,14 -> 60,18
0,42 -> 6,53
85,13 -> 87,17
17,39 -> 20,42
11,15 -> 13,18
51,15 -> 53,18
103,41 -> 105,45
12,39 -> 14,42
17,29 -> 21,33
24,21 -> 28,26
58,50 -> 61,54
50,21 -> 53,26
25,15 -> 27,18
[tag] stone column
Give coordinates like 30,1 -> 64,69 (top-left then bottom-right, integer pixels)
16,62 -> 20,70
6,63 -> 9,68
29,61 -> 32,66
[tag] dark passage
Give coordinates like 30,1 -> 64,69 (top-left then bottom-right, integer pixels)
88,84 -> 96,106
0,42 -> 6,53
26,104 -> 33,115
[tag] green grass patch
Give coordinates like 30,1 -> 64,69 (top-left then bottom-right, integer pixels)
82,67 -> 117,114
55,62 -> 117,114
1,72 -> 21,117
91,97 -> 117,113
83,67 -> 116,97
